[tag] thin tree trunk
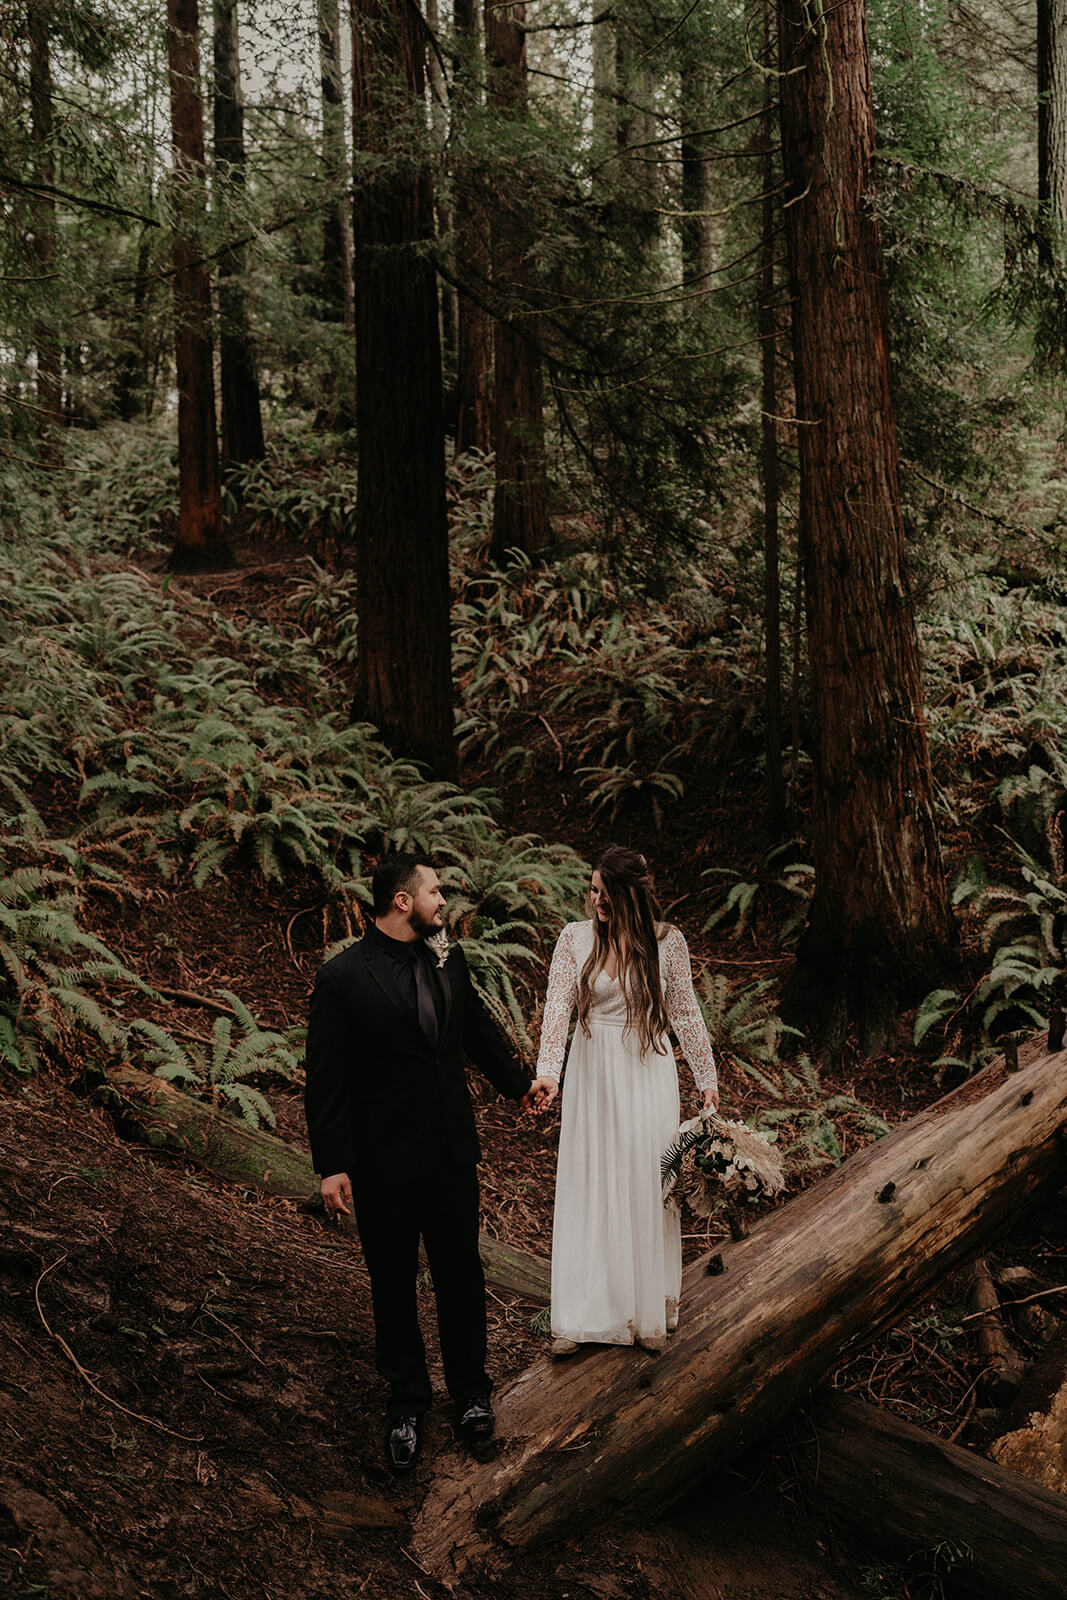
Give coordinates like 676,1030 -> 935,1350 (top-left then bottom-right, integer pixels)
452,0 -> 493,455
28,1 -> 62,435
1038,0 -> 1067,268
213,0 -> 265,471
166,0 -> 230,570
412,1033 -> 1067,1576
680,58 -> 713,284
760,0 -> 784,838
349,0 -> 456,778
113,229 -> 153,420
777,0 -> 952,1041
485,0 -> 548,564
319,0 -> 354,329
591,2 -> 615,152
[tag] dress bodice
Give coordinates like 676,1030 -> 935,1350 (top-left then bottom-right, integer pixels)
535,920 -> 717,1094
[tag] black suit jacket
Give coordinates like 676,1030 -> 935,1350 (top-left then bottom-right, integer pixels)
304,932 -> 529,1186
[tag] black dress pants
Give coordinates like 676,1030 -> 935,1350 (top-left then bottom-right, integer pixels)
353,1155 -> 489,1419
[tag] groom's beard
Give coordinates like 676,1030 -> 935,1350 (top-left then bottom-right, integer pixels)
410,907 -> 442,940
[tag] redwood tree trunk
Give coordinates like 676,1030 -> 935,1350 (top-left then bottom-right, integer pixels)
349,0 -> 455,778
213,0 -> 265,470
760,0 -> 784,838
1038,0 -> 1067,268
166,0 -> 229,570
453,0 -> 493,456
777,0 -> 951,1039
485,0 -> 548,565
28,1 -> 62,434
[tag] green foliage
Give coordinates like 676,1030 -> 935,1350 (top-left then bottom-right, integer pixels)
745,1056 -> 890,1173
128,996 -> 304,1129
703,843 -> 814,943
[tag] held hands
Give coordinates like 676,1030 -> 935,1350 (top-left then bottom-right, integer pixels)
321,1172 -> 352,1221
523,1076 -> 558,1114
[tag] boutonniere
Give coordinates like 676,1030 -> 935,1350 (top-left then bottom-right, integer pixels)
425,929 -> 453,969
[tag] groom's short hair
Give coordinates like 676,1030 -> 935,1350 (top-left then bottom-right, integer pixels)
372,852 -> 434,918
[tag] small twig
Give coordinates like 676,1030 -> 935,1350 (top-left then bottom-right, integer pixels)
959,1282 -> 1067,1322
34,1256 -> 201,1441
946,1382 -> 979,1444
536,713 -> 565,773
200,1308 -> 271,1370
153,986 -> 240,1017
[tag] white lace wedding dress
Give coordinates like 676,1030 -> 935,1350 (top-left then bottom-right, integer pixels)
536,920 -> 717,1347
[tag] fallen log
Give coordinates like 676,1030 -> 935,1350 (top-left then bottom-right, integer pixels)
796,1390 -> 1067,1600
411,1034 -> 1067,1578
105,1063 -> 551,1302
969,1257 -> 1026,1405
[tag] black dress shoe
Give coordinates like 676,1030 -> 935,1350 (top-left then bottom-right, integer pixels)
457,1396 -> 495,1440
386,1414 -> 421,1472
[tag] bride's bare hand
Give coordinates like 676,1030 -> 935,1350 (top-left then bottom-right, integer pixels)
523,1076 -> 558,1114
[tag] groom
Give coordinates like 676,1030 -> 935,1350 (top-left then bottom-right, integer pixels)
304,852 -> 531,1471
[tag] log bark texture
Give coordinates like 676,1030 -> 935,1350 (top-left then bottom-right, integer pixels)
797,1390 -> 1067,1600
106,1062 -> 549,1301
412,1035 -> 1067,1577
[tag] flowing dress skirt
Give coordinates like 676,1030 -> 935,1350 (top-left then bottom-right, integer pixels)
550,1012 -> 681,1345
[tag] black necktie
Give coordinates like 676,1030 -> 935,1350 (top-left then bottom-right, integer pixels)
414,949 -> 439,1047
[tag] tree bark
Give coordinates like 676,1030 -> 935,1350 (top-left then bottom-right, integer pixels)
1038,0 -> 1067,268
318,0 -> 354,329
485,0 -> 549,565
760,0 -> 785,838
166,0 -> 230,570
777,0 -> 952,1041
113,229 -> 153,421
28,0 -> 63,435
453,0 -> 493,456
106,1061 -> 550,1300
679,57 -> 713,285
411,1032 -> 1067,1577
349,0 -> 456,777
796,1391 -> 1067,1600
213,0 -> 265,471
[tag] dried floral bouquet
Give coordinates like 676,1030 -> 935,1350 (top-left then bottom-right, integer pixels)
661,1111 -> 785,1239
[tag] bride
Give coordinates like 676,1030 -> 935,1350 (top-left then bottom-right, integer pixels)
526,847 -> 718,1355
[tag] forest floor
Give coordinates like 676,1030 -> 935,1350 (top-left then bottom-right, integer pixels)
2,540 -> 1061,1600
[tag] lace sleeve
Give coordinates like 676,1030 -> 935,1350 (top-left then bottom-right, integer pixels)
535,922 -> 581,1082
662,926 -> 718,1097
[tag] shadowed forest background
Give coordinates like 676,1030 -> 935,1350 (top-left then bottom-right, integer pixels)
4,0 -> 1067,1595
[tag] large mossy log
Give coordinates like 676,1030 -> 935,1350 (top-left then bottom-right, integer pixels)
412,1036 -> 1067,1578
797,1391 -> 1067,1600
106,1063 -> 550,1302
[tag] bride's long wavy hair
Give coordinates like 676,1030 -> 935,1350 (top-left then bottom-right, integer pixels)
577,847 -> 670,1058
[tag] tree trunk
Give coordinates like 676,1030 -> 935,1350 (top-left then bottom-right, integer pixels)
113,229 -> 153,420
1038,0 -> 1067,268
679,57 -> 713,285
349,0 -> 456,778
453,0 -> 493,456
318,0 -> 354,329
797,1391 -> 1067,1600
28,0 -> 63,435
166,0 -> 230,570
106,1061 -> 551,1300
590,2 -> 615,153
213,0 -> 265,471
777,0 -> 952,1041
760,0 -> 785,838
485,0 -> 549,565
411,1032 -> 1067,1577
